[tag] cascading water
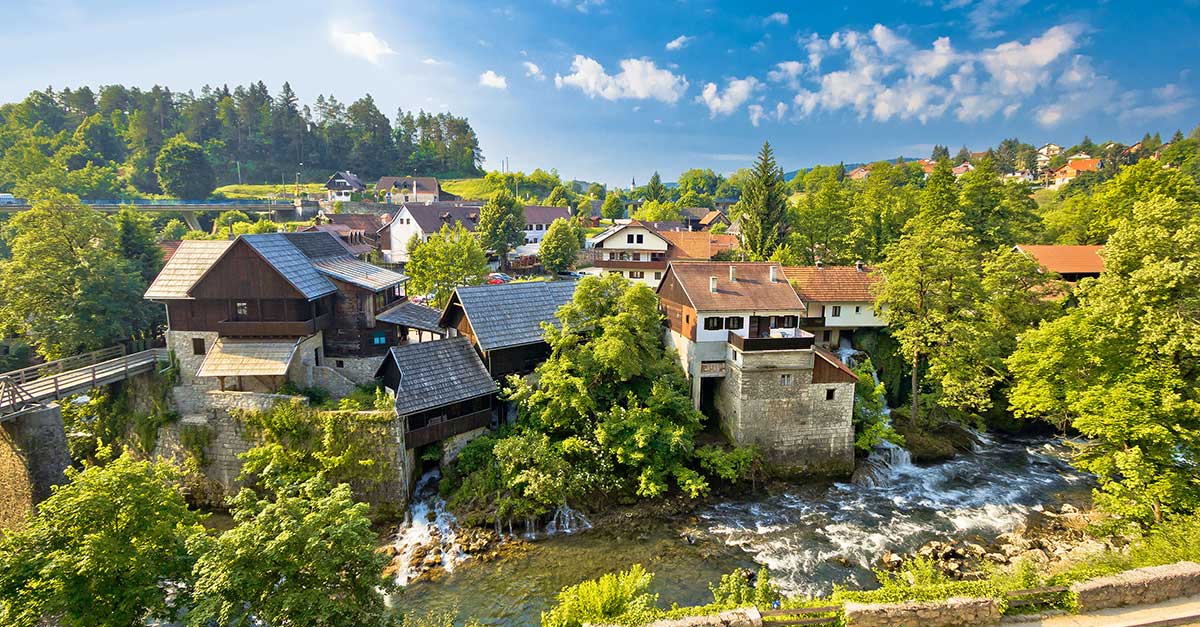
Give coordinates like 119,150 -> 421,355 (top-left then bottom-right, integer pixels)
390,469 -> 465,586
546,504 -> 593,535
851,440 -> 914,487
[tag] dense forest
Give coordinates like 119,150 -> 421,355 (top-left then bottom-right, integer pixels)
0,82 -> 485,198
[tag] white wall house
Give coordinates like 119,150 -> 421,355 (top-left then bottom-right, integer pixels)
784,264 -> 884,348
377,202 -> 482,263
586,222 -> 671,287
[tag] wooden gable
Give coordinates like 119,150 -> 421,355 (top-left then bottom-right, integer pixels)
189,239 -> 308,301
656,267 -> 697,341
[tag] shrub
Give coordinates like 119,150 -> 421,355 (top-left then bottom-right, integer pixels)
695,445 -> 761,484
708,567 -> 780,608
542,565 -> 659,627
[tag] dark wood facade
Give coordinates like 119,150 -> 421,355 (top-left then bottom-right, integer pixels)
441,302 -> 548,378
323,278 -> 402,357
656,270 -> 698,340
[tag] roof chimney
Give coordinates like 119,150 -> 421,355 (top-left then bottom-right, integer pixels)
769,266 -> 778,283
855,260 -> 865,272
729,266 -> 737,283
816,260 -> 824,269
710,276 -> 718,293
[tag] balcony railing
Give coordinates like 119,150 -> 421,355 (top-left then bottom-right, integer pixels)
799,316 -> 826,327
591,258 -> 669,270
216,312 -> 332,337
727,331 -> 814,352
405,409 -> 492,449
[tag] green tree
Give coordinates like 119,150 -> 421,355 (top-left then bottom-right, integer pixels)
111,207 -> 164,283
847,161 -> 918,263
0,192 -> 156,358
0,455 -> 205,627
1008,196 -> 1200,524
158,218 -> 189,241
405,223 -> 488,307
476,189 -> 525,270
540,217 -> 581,273
212,209 -> 251,232
919,159 -> 960,221
875,212 -> 981,426
631,199 -> 682,222
736,142 -> 789,260
791,168 -> 850,264
677,168 -> 723,196
154,134 -> 216,198
544,185 -> 572,207
188,479 -> 392,627
643,172 -> 667,202
601,192 -> 625,219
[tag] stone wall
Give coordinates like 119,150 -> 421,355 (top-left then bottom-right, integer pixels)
311,365 -> 358,398
329,354 -> 387,386
590,607 -> 761,627
4,405 -> 71,504
716,348 -> 854,476
843,597 -> 999,627
0,421 -> 35,529
1070,561 -> 1200,612
167,330 -> 220,389
441,426 -> 489,465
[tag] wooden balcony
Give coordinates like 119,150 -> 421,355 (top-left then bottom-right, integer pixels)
405,409 -> 492,449
216,312 -> 332,338
799,316 -> 826,327
727,331 -> 814,352
592,258 -> 669,270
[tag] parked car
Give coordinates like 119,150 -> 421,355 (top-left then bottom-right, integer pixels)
556,271 -> 584,280
487,272 -> 513,284
0,193 -> 18,206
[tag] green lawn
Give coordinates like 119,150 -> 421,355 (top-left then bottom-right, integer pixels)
440,177 -> 498,200
213,183 -> 328,199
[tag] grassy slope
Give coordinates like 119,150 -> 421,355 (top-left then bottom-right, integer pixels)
440,178 -> 497,200
213,183 -> 329,199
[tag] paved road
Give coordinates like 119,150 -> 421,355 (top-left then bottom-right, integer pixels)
1005,594 -> 1200,627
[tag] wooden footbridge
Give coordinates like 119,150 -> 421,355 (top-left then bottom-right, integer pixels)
0,346 -> 167,420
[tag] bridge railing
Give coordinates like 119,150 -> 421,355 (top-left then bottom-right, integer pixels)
2,346 -> 125,385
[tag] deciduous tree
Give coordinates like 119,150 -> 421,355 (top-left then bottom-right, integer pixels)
476,189 -> 525,269
539,217 -> 581,273
155,134 -> 215,198
405,223 -> 487,307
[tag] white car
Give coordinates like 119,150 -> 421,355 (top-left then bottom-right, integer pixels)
0,193 -> 18,206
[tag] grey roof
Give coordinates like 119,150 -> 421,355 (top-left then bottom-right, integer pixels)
377,337 -> 497,416
311,257 -> 408,291
377,176 -> 439,195
326,171 -> 365,191
522,205 -> 572,225
377,301 -> 444,332
447,281 -> 577,351
241,234 -> 338,300
144,240 -> 234,300
282,231 -> 352,259
400,202 -> 484,234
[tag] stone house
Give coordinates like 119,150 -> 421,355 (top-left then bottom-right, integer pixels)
656,261 -> 857,476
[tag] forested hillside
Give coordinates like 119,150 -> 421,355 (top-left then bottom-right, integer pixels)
0,82 -> 485,198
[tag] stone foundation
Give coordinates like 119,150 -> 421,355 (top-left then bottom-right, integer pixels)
328,354 -> 387,386
843,597 -> 999,627
590,607 -> 760,627
1070,561 -> 1200,612
0,421 -> 35,529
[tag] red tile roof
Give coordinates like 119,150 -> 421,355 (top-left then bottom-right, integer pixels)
660,231 -> 739,260
661,262 -> 803,312
157,240 -> 181,262
782,265 -> 881,303
1014,245 -> 1105,275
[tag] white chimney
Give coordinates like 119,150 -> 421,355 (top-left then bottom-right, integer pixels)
710,276 -> 718,293
855,260 -> 865,272
816,260 -> 824,269
769,266 -> 778,283
729,266 -> 737,282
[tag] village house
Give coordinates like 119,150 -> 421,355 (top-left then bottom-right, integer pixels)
375,336 -> 498,465
656,261 -> 857,475
144,231 -> 412,393
1048,158 -> 1100,189
301,213 -> 385,258
376,176 -> 444,204
439,280 -> 577,379
586,220 -> 738,288
376,201 -> 485,263
783,262 -> 885,348
847,165 -> 871,180
698,209 -> 730,231
1036,143 -> 1063,169
952,161 -> 975,177
1013,244 -> 1105,283
521,205 -> 573,247
324,171 -> 366,202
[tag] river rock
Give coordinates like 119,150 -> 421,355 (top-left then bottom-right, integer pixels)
878,550 -> 905,571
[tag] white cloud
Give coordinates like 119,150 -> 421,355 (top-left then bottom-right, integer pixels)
944,0 -> 1031,38
979,24 -> 1080,95
764,12 -> 788,26
666,35 -> 694,51
774,102 -> 788,121
479,70 -> 508,89
555,55 -> 689,103
748,104 -> 766,126
697,76 -> 761,117
908,37 -> 957,78
553,0 -> 605,13
329,25 -> 395,64
421,57 -> 446,66
767,61 -> 805,89
523,61 -> 545,80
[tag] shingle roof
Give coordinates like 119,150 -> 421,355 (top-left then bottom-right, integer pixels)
445,281 -> 577,351
326,171 -> 365,191
783,265 -> 881,303
376,176 -> 440,195
377,301 -> 444,333
299,224 -> 374,256
278,231 -> 407,291
281,231 -> 353,259
196,339 -> 299,377
144,240 -> 234,300
378,337 -> 497,416
399,202 -> 484,234
241,234 -> 338,300
660,231 -> 738,260
1014,245 -> 1105,275
661,262 -> 803,312
325,213 -> 383,232
698,210 -> 727,226
522,205 -> 572,225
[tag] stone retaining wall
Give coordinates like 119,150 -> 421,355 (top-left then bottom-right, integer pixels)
1070,561 -> 1200,612
844,597 -> 999,627
590,607 -> 760,627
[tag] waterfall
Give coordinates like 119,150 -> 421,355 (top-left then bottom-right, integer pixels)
389,470 -> 465,586
851,440 -> 915,487
546,504 -> 593,535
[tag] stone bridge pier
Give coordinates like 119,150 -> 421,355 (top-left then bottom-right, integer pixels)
0,404 -> 71,528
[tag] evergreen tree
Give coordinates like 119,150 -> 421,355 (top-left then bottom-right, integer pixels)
736,141 -> 789,261
954,146 -> 972,164
644,172 -> 667,203
930,144 -> 950,161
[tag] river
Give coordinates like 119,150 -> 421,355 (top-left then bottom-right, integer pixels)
389,435 -> 1091,626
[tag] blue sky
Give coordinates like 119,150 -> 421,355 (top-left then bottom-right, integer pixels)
1,0 -> 1198,185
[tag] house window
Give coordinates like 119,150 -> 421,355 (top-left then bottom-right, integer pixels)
536,224 -> 544,231
650,252 -> 665,261
235,301 -> 248,319
372,333 -> 388,345
825,388 -> 836,401
336,360 -> 345,368
855,306 -> 862,314
627,234 -> 635,243
526,224 -> 532,230
629,271 -> 645,279
781,315 -> 797,328
780,374 -> 794,385
725,316 -> 744,330
654,272 -> 662,280
636,234 -> 644,244
822,330 -> 832,342
831,306 -> 842,317
704,317 -> 724,330
685,314 -> 690,324
192,337 -> 206,356
632,252 -> 641,261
